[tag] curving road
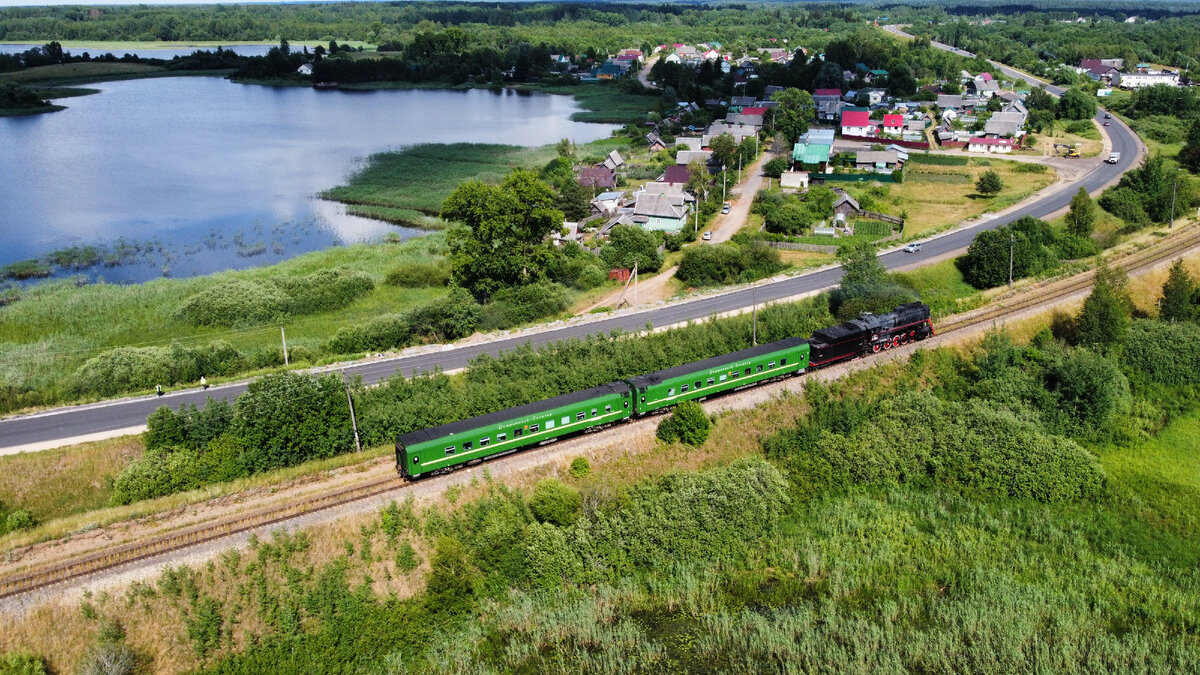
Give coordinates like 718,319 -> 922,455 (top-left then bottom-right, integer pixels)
0,42 -> 1143,452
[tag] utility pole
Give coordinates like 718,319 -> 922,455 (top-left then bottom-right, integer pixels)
752,285 -> 758,346
633,261 -> 638,307
1170,173 -> 1179,229
723,168 -> 727,203
342,370 -> 361,452
1008,232 -> 1015,289
280,325 -> 290,366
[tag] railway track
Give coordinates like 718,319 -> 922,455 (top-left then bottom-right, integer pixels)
938,223 -> 1200,335
3,223 -> 1199,603
0,474 -> 407,600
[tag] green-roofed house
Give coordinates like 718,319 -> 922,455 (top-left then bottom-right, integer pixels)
792,142 -> 832,171
868,68 -> 889,82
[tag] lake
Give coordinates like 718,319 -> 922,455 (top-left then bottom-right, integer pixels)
0,76 -> 615,282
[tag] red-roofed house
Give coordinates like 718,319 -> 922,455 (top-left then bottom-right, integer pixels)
813,88 -> 843,101
967,137 -> 1014,154
841,110 -> 873,136
882,114 -> 904,135
741,106 -> 768,116
978,72 -> 993,81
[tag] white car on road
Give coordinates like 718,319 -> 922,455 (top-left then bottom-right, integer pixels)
902,242 -> 922,253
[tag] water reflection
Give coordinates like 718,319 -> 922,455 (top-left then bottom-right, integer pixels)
0,77 -> 615,282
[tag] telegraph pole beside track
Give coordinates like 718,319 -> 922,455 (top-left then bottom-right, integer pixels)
281,325 -> 290,366
1008,233 -> 1014,289
342,370 -> 361,452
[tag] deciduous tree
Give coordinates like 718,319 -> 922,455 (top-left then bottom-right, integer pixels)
1065,186 -> 1095,237
976,169 -> 1003,196
1158,258 -> 1196,322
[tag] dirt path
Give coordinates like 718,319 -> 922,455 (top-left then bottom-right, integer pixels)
707,150 -> 772,244
583,265 -> 679,311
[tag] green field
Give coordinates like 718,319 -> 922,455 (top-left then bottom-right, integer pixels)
893,257 -> 985,317
855,157 -> 1058,237
0,62 -> 165,84
320,144 -> 560,221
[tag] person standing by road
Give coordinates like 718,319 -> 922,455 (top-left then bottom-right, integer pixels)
200,376 -> 208,390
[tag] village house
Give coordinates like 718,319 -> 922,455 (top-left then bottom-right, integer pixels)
984,111 -> 1026,138
633,193 -> 690,233
662,165 -> 691,186
601,150 -> 625,172
676,150 -> 714,166
840,110 -> 874,137
579,166 -> 617,188
780,171 -> 810,190
590,191 -> 625,216
702,123 -> 757,146
1113,69 -> 1180,89
792,142 -> 832,172
854,149 -> 902,172
675,136 -> 704,151
881,114 -> 904,135
967,137 -> 1015,154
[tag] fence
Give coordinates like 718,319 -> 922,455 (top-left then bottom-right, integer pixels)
820,173 -> 896,184
839,133 -> 931,150
856,209 -> 904,225
764,231 -> 901,255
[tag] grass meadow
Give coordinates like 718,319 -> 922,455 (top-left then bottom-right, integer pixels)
0,62 -> 165,85
0,237 -> 449,409
319,143 -> 560,221
879,155 -> 1059,237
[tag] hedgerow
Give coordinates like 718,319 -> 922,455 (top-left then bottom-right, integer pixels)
73,341 -> 247,397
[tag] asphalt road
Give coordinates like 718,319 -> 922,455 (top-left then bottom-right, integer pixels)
0,46 -> 1142,451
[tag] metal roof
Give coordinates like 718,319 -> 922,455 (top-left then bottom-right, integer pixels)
397,381 -> 631,446
627,338 -> 807,389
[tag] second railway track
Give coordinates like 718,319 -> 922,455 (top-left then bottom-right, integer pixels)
3,222 -> 1199,604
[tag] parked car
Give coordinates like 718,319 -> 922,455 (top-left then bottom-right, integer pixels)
702,231 -> 713,240
902,242 -> 922,253
721,202 -> 731,214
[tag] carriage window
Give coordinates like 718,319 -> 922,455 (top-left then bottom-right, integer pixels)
781,358 -> 787,366
707,377 -> 715,386
498,433 -> 507,442
641,396 -> 646,403
463,441 -> 472,451
624,401 -> 630,408
530,424 -> 539,432
413,457 -> 420,464
745,368 -> 751,376
591,408 -> 598,417
695,381 -> 702,389
515,428 -> 523,438
731,370 -> 739,378
480,437 -> 490,447
576,412 -> 586,421
769,361 -> 776,368
719,374 -> 727,382
681,384 -> 689,393
605,405 -> 612,413
445,446 -> 456,456
546,420 -> 555,429
668,387 -> 676,396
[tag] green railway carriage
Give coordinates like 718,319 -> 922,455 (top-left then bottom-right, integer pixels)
396,381 -> 633,478
625,337 -> 809,414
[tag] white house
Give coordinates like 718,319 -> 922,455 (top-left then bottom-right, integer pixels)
1113,71 -> 1180,89
780,171 -> 810,189
297,63 -> 313,76
967,137 -> 1015,154
840,110 -> 873,137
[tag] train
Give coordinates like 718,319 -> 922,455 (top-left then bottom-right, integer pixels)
396,302 -> 933,478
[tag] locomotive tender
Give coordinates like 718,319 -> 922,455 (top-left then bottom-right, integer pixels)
397,302 -> 933,478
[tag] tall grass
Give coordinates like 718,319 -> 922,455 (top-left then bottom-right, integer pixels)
320,143 -> 559,217
0,237 -> 448,411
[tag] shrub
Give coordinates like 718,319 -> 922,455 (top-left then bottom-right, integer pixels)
384,261 -> 451,288
676,243 -> 785,287
1099,186 -> 1151,230
1049,348 -> 1131,434
484,282 -> 568,329
1053,234 -> 1099,260
77,641 -> 135,675
0,651 -> 47,675
4,509 -> 33,533
407,287 -> 481,341
176,268 -> 374,327
1122,319 -> 1200,387
231,372 -> 354,475
528,479 -> 582,527
175,278 -> 292,327
600,225 -> 663,274
569,457 -> 591,478
764,391 -> 1108,503
656,400 -> 711,446
327,314 -> 411,354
